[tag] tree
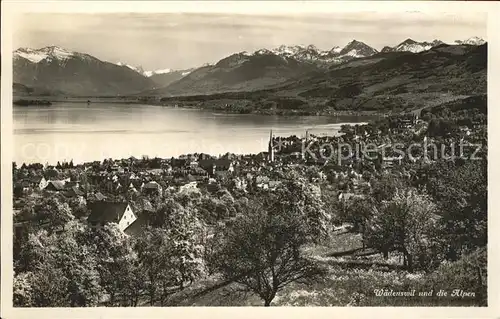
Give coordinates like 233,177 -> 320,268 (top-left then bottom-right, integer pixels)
370,173 -> 407,203
34,197 -> 74,231
426,247 -> 487,305
265,171 -> 330,243
135,226 -> 204,306
13,272 -> 33,307
427,118 -> 459,137
210,197 -> 325,306
339,196 -> 373,236
365,189 -> 441,271
339,124 -> 355,137
91,224 -> 137,306
15,221 -> 103,307
135,199 -> 205,306
424,160 -> 487,260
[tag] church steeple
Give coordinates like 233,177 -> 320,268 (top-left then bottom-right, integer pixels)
268,129 -> 274,162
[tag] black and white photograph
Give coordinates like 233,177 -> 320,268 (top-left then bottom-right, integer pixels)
1,0 -> 496,314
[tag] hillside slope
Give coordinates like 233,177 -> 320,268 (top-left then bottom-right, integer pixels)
158,44 -> 486,114
143,51 -> 319,96
14,46 -> 156,96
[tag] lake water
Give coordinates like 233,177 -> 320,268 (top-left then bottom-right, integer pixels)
13,103 -> 374,165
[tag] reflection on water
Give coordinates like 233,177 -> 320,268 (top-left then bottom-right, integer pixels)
14,102 -> 374,164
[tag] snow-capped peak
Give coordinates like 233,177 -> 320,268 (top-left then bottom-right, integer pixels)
382,36 -> 485,54
271,45 -> 306,56
339,40 -> 378,57
254,48 -> 274,55
116,62 -> 145,74
394,39 -> 433,53
116,62 -> 191,78
400,38 -> 417,45
14,46 -> 76,63
244,41 -> 379,65
329,46 -> 342,54
455,36 -> 485,46
143,69 -> 172,77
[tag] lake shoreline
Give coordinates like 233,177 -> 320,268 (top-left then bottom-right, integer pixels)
13,96 -> 385,117
14,102 -> 375,165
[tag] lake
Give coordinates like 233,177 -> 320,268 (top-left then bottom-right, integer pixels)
13,102 -> 375,164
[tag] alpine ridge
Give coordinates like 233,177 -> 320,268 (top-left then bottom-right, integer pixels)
13,36 -> 486,97
381,37 -> 485,53
13,46 -> 155,96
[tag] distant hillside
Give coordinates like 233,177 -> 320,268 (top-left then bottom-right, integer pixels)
13,46 -> 156,96
148,69 -> 194,88
143,51 -> 319,96
13,37 -> 486,105
13,82 -> 65,96
157,43 -> 487,115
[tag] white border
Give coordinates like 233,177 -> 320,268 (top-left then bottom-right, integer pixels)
1,1 -> 499,318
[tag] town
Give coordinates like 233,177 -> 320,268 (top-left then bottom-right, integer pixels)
12,100 -> 487,307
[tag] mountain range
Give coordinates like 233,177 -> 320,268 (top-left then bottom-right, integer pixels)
115,62 -> 194,87
159,43 -> 486,114
13,36 -> 486,97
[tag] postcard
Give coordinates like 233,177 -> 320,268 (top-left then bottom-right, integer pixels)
1,1 -> 498,318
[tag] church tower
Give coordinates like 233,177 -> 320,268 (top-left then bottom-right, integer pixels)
268,129 -> 274,162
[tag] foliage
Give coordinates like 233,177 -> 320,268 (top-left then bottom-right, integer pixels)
134,198 -> 205,305
209,199 -> 325,306
338,196 -> 373,234
422,247 -> 487,306
32,196 -> 75,231
13,272 -> 34,307
265,171 -> 331,243
364,189 -> 442,271
421,160 -> 487,260
91,224 -> 138,306
14,221 -> 103,307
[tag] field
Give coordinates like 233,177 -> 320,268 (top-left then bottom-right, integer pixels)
134,226 -> 484,307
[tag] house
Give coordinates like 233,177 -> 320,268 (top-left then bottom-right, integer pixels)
179,181 -> 198,193
129,172 -> 140,180
337,192 -> 365,202
215,159 -> 234,172
459,126 -> 472,136
232,177 -> 247,191
400,119 -> 413,129
45,180 -> 66,191
87,201 -> 137,232
109,164 -> 124,173
64,181 -> 80,189
128,182 -> 139,193
25,176 -> 48,190
146,168 -> 163,175
14,181 -> 32,194
256,175 -> 270,188
382,156 -> 403,168
64,186 -> 85,199
189,161 -> 199,169
472,120 -> 482,129
141,181 -> 163,197
191,166 -> 208,176
87,191 -> 107,202
123,214 -> 149,237
268,180 -> 281,190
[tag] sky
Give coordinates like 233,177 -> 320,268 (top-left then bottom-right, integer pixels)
12,11 -> 487,71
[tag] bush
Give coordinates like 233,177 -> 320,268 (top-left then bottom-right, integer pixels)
421,247 -> 487,306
